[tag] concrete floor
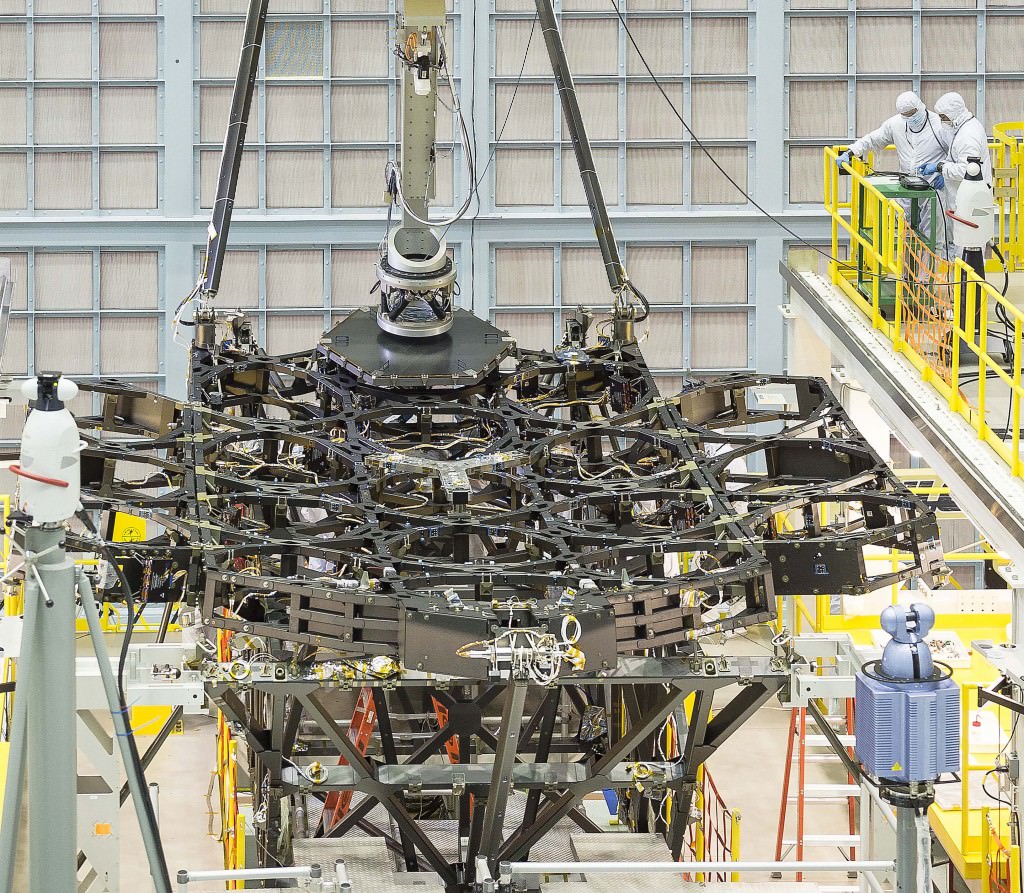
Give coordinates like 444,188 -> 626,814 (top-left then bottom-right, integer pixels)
118,713 -> 224,891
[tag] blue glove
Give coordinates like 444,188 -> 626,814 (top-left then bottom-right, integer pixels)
837,150 -> 854,170
919,161 -> 940,176
932,173 -> 944,190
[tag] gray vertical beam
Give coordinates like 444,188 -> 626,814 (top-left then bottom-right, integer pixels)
26,525 -> 77,893
162,2 -> 197,398
164,237 -> 194,399
470,0 -> 493,322
752,3 -> 786,374
163,4 -> 195,219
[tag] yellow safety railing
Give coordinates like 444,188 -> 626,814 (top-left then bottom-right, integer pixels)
824,144 -> 1024,478
991,123 -> 1024,273
213,629 -> 246,889
0,506 -> 181,635
0,496 -> 14,738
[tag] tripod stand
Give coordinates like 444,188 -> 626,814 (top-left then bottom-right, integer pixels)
0,373 -> 172,893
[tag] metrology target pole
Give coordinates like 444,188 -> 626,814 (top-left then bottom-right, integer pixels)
25,522 -> 77,892
0,372 -> 82,893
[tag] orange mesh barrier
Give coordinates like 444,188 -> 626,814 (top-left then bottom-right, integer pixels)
899,226 -> 957,389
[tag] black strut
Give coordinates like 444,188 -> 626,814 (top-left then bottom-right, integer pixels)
533,0 -> 625,295
200,0 -> 271,298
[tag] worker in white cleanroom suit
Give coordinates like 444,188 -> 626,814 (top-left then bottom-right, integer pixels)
837,91 -> 947,247
918,92 -> 993,260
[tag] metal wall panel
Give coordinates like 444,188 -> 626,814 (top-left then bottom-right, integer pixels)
35,23 -> 92,79
493,310 -> 553,349
0,89 -> 26,145
36,317 -> 93,374
100,87 -> 159,144
330,149 -> 389,207
630,246 -> 683,303
35,252 -> 93,310
100,152 -> 159,209
495,247 -> 554,306
692,245 -> 746,304
267,150 -> 324,207
561,247 -> 607,308
627,148 -> 683,204
0,156 -> 27,210
496,149 -> 554,205
266,85 -> 325,142
690,309 -> 747,368
266,249 -> 324,308
331,249 -> 380,306
35,89 -> 92,145
266,313 -> 325,354
100,317 -> 160,373
214,250 -> 261,308
35,152 -> 92,209
100,251 -> 160,309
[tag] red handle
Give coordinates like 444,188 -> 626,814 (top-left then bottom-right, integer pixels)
9,464 -> 70,488
945,209 -> 979,229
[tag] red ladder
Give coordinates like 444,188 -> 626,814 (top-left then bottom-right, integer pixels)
320,687 -> 377,833
774,699 -> 859,887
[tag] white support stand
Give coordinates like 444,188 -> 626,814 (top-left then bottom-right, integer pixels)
73,643 -> 204,893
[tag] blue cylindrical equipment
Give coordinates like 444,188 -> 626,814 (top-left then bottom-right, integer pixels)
855,603 -> 960,785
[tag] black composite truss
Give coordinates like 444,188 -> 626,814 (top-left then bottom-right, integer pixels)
49,312 -> 945,886
70,322 -> 943,664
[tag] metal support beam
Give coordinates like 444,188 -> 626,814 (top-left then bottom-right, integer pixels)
480,681 -> 528,867
296,688 -> 456,885
371,688 -> 418,872
668,689 -> 712,860
521,687 -> 561,852
495,684 -> 683,864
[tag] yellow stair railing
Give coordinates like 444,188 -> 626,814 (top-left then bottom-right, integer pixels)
991,122 -> 1024,273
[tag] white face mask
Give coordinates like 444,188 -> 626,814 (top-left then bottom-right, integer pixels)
905,108 -> 926,129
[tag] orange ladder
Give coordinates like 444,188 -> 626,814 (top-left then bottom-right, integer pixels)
774,699 -> 859,890
320,687 -> 377,833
